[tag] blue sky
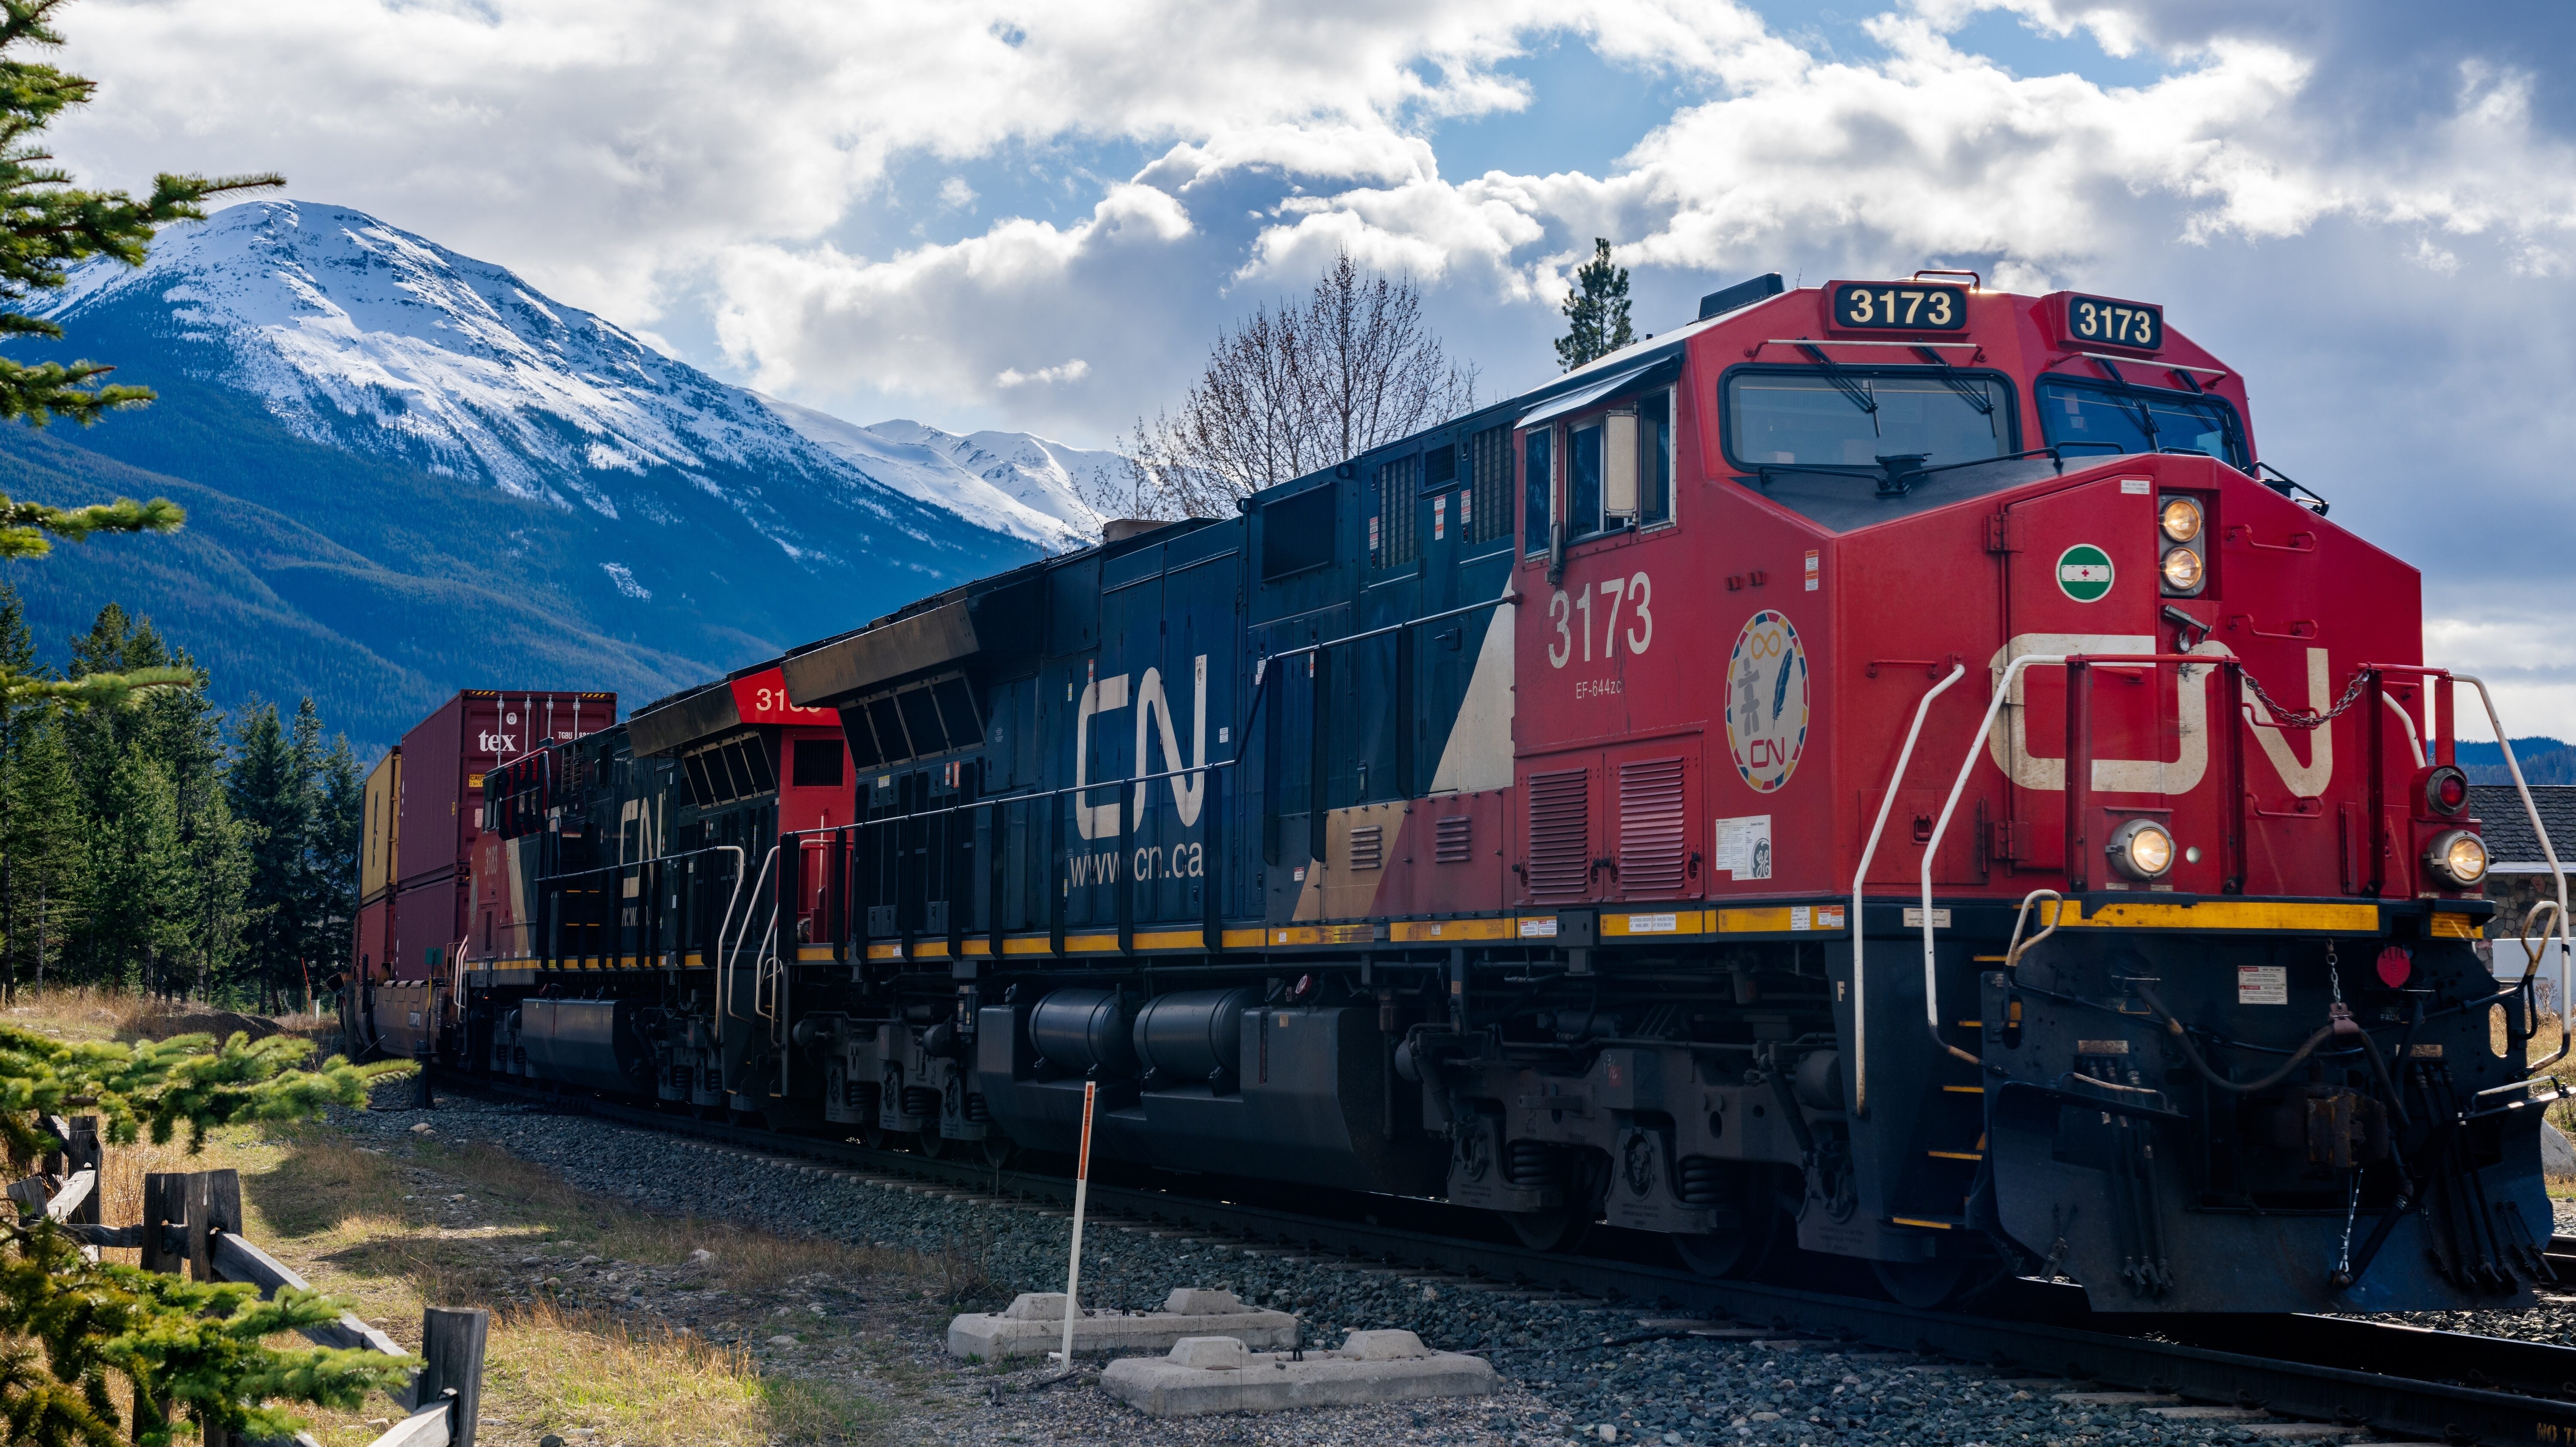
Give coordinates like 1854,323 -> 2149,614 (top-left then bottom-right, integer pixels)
37,0 -> 2576,733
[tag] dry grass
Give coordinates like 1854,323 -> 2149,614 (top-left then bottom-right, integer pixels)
479,1301 -> 869,1447
188,1125 -> 895,1445
0,984 -> 333,1050
0,987 -> 912,1441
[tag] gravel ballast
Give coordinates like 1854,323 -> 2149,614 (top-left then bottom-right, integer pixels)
331,1090 -> 2419,1445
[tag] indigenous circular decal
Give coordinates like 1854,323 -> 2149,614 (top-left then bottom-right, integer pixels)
1725,610 -> 1810,793
2057,544 -> 2114,602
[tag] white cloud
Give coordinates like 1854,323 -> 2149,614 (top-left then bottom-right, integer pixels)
39,0 -> 2576,608
2426,614 -> 2576,742
995,359 -> 1091,388
710,182 -> 1194,415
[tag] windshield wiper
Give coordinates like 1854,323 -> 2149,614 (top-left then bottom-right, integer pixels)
1911,345 -> 1997,416
1795,344 -> 1880,430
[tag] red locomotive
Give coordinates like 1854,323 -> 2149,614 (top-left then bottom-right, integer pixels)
369,272 -> 2566,1316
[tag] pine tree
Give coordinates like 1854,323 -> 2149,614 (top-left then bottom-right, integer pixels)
80,743 -> 184,989
1554,238 -> 1636,372
1,702 -> 78,994
0,584 -> 34,999
306,734 -> 362,989
225,701 -> 302,1008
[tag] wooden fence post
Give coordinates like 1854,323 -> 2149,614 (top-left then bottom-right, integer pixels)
64,1117 -> 98,1228
136,1172 -> 182,1443
140,1172 -> 186,1275
417,1306 -> 487,1447
200,1170 -> 242,1252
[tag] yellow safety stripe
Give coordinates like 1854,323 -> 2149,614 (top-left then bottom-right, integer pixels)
2057,899 -> 2381,932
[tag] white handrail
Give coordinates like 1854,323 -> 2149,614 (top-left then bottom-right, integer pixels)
2381,692 -> 2425,769
703,844 -> 753,1043
2453,674 -> 2574,1088
1848,663 -> 1968,1117
1920,654 -> 2068,1066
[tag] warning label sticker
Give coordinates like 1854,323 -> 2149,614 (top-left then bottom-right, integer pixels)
1713,815 -> 1773,879
2237,965 -> 2287,1005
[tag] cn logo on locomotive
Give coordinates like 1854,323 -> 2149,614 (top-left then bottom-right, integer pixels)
1072,654 -> 1209,839
1725,611 -> 1810,793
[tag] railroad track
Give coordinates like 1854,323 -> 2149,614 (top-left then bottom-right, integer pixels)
451,1076 -> 2576,1446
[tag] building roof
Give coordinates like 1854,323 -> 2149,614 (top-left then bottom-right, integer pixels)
2468,784 -> 2576,869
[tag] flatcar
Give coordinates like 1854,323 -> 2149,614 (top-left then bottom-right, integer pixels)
373,271 -> 2571,1316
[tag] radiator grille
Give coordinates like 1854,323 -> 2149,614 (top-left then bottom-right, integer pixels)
1526,768 -> 1591,900
1617,757 -> 1689,897
1467,426 -> 1513,544
1373,456 -> 1420,568
1348,824 -> 1384,870
1434,814 -> 1473,864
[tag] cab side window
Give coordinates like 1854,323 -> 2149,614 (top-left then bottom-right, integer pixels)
1639,389 -> 1672,526
1568,423 -> 1603,538
1522,428 -> 1552,555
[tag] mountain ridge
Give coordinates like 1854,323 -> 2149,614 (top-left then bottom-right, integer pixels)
0,200 -> 1117,749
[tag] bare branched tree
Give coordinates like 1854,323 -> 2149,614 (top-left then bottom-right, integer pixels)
1105,253 -> 1477,520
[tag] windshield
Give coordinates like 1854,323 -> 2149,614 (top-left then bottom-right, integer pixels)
1725,368 -> 2013,470
2037,378 -> 2246,468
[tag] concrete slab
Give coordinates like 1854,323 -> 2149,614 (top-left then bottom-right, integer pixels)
2236,1426 -> 2353,1441
946,1289 -> 1300,1361
1101,1330 -> 1499,1418
2054,1392 -> 2182,1406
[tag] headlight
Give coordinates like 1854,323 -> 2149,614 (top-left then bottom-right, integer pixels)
2424,764 -> 2470,817
2160,547 -> 2204,590
2159,496 -> 2202,542
2426,828 -> 2487,887
2107,818 -> 2176,881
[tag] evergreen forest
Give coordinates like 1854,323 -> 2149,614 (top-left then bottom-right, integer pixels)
0,584 -> 359,1009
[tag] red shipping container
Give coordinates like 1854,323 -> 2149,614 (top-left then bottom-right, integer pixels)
386,689 -> 614,980
354,895 -> 395,982
395,690 -> 616,892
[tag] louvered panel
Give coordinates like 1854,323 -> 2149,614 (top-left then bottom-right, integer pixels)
1434,814 -> 1473,864
1617,757 -> 1689,898
1349,824 -> 1384,871
1525,768 -> 1592,900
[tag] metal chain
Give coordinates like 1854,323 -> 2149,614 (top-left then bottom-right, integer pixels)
2326,939 -> 2342,1003
2240,664 -> 2373,732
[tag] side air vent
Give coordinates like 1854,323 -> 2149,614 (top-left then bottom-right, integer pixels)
1349,824 -> 1384,871
1618,757 -> 1689,897
1435,814 -> 1473,864
1526,768 -> 1591,901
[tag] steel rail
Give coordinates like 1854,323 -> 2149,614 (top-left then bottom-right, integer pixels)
455,1076 -> 2576,1444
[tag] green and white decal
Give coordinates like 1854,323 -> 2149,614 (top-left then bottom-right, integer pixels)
2057,544 -> 2114,603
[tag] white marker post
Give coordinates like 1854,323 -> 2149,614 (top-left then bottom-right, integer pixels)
1057,1077 -> 1099,1376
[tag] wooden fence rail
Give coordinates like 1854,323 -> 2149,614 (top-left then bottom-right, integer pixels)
13,1122 -> 486,1447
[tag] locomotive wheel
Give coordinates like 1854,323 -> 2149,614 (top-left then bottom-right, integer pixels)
1674,1207 -> 1784,1279
1504,1206 -> 1592,1253
915,1128 -> 949,1160
1674,1162 -> 1788,1279
1871,1258 -> 1975,1310
979,1135 -> 1017,1168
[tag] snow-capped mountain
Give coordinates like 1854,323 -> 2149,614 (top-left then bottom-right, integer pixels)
757,398 -> 1111,545
0,199 -> 1119,747
40,199 -> 1101,553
